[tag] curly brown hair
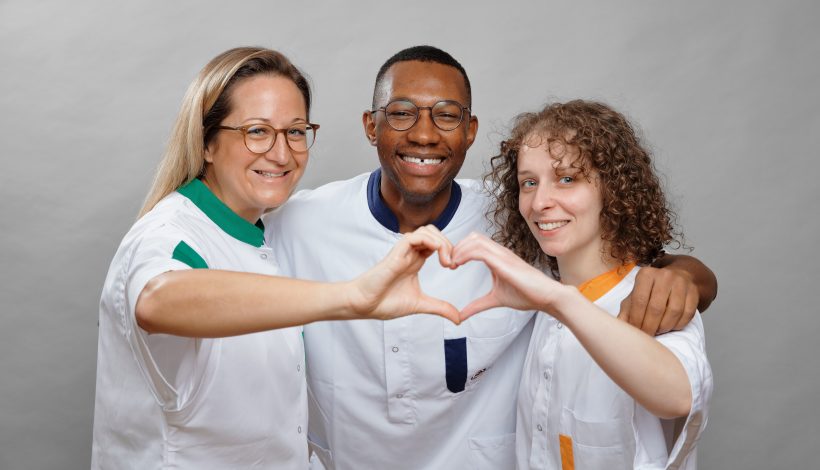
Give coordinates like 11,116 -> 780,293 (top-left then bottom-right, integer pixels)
485,100 -> 683,278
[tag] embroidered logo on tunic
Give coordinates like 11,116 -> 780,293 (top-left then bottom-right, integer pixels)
470,367 -> 487,381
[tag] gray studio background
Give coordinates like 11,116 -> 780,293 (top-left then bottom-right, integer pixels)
1,1 -> 817,468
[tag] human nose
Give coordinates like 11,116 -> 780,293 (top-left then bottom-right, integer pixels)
531,182 -> 556,211
405,107 -> 441,145
265,129 -> 293,165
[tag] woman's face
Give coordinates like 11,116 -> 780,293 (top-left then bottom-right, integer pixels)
203,74 -> 308,222
517,138 -> 607,269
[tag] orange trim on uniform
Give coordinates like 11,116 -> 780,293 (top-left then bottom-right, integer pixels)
559,434 -> 575,470
577,263 -> 637,302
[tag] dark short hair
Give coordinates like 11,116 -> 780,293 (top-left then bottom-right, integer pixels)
372,45 -> 471,108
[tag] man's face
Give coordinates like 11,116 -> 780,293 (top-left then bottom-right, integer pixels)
363,61 -> 478,205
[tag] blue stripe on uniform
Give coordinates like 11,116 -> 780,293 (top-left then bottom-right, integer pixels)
444,337 -> 467,393
366,168 -> 462,233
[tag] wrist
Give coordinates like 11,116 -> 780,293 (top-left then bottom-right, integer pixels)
540,283 -> 583,321
338,280 -> 366,321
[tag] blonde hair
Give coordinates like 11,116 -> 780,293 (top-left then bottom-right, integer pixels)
139,47 -> 312,217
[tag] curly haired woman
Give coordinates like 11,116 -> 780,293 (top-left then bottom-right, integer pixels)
451,100 -> 713,469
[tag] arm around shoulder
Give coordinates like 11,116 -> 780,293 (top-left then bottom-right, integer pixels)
653,253 -> 717,313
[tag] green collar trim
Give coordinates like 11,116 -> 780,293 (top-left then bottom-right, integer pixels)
177,179 -> 265,247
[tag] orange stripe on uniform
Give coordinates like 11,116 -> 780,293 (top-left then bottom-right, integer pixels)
559,434 -> 574,470
577,263 -> 637,302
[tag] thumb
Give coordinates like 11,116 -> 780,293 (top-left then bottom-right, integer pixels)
417,296 -> 462,325
460,293 -> 500,322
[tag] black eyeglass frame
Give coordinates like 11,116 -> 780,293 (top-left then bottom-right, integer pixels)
370,99 -> 471,132
216,123 -> 320,153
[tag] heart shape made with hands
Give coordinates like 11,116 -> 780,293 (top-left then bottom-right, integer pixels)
390,228 -> 559,324
447,232 -> 560,322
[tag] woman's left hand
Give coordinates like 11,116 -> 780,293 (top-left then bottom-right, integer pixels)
451,232 -> 568,321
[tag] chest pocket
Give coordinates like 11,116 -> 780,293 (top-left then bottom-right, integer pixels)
559,407 -> 634,469
443,324 -> 525,394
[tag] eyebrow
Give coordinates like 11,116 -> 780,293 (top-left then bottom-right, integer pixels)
241,117 -> 308,124
554,164 -> 581,173
385,97 -> 461,106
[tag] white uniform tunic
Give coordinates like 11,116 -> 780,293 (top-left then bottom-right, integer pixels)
92,179 -> 308,469
265,170 -> 535,470
516,267 -> 713,470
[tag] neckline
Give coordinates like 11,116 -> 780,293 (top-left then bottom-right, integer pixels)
366,168 -> 462,233
177,178 -> 265,247
577,263 -> 637,302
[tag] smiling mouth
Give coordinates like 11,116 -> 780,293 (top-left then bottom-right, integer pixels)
400,155 -> 444,165
254,170 -> 287,177
536,221 -> 569,231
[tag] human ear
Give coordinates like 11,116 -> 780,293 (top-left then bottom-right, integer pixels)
465,114 -> 479,149
203,144 -> 215,163
362,111 -> 377,146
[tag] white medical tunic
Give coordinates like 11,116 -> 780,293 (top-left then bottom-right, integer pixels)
265,170 -> 535,469
516,266 -> 713,470
92,179 -> 308,469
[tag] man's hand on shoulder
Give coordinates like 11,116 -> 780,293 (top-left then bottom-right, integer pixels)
618,254 -> 717,336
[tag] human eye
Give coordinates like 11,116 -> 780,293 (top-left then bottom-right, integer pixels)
388,109 -> 415,119
433,103 -> 461,121
558,176 -> 574,184
434,111 -> 459,122
519,179 -> 537,190
385,101 -> 417,120
246,125 -> 271,138
287,126 -> 308,140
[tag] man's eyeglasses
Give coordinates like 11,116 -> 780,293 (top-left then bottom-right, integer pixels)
371,100 -> 470,132
216,123 -> 320,153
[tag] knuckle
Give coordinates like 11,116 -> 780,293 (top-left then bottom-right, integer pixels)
646,303 -> 665,318
633,294 -> 650,307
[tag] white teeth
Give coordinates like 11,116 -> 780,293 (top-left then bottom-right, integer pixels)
537,221 -> 568,231
401,156 -> 443,165
256,170 -> 285,177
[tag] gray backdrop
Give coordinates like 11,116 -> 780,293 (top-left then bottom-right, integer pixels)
1,0 -> 817,468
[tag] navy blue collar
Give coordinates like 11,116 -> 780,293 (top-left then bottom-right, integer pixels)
367,168 -> 462,233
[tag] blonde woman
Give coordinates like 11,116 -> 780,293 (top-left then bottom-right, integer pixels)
91,47 -> 458,469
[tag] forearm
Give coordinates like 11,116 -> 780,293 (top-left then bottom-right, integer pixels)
547,287 -> 693,419
654,254 -> 717,312
136,270 -> 356,337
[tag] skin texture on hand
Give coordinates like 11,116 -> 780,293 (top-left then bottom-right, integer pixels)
347,225 -> 460,324
618,254 -> 717,336
449,231 -> 569,319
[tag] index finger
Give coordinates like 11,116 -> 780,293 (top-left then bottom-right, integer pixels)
403,226 -> 452,263
623,274 -> 653,330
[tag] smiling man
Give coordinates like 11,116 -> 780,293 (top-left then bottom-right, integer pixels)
265,46 -> 717,469
367,58 -> 477,232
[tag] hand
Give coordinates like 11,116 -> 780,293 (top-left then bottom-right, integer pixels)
618,266 -> 699,335
451,232 -> 566,321
350,225 -> 460,324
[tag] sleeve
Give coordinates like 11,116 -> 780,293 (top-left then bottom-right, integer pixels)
632,312 -> 713,468
120,222 -> 218,412
263,204 -> 296,275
